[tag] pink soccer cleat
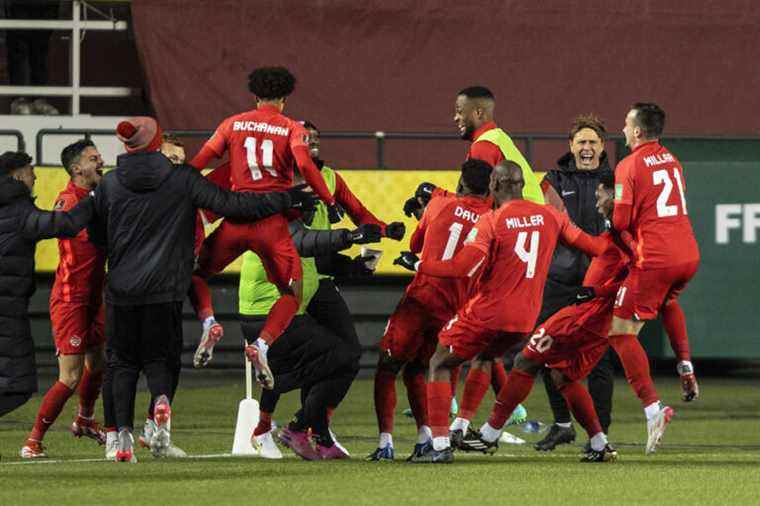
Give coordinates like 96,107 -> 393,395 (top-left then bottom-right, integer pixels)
71,416 -> 107,445
278,427 -> 320,461
316,443 -> 350,460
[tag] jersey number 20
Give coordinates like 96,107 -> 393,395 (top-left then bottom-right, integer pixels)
653,168 -> 687,218
244,137 -> 277,181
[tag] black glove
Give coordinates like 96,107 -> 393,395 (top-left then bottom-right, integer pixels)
327,203 -> 345,224
573,286 -> 596,304
403,196 -> 423,218
415,182 -> 436,205
348,224 -> 382,244
287,184 -> 319,212
385,221 -> 406,241
393,251 -> 420,272
349,255 -> 375,278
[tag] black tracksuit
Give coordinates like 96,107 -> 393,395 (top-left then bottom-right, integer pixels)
539,152 -> 615,433
93,151 -> 292,431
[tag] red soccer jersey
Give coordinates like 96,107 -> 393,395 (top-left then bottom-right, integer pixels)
50,182 -> 106,305
614,141 -> 700,269
461,200 -> 584,333
466,121 -> 503,166
406,193 -> 491,319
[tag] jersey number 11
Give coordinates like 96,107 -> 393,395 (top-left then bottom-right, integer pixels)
244,137 -> 277,180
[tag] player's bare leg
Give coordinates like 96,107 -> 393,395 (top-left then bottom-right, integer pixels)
609,316 -> 673,454
368,353 -> 405,461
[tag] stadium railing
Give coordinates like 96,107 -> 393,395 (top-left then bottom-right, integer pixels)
0,129 -> 26,152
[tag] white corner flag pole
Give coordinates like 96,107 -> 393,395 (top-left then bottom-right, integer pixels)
232,339 -> 260,456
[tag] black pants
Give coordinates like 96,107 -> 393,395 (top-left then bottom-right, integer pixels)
306,279 -> 362,367
241,314 -> 357,439
0,392 -> 32,418
537,285 -> 614,433
106,302 -> 184,431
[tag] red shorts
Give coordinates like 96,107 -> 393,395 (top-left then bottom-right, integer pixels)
197,214 -> 302,289
613,261 -> 699,321
50,301 -> 105,355
437,312 -> 524,361
380,295 -> 446,363
522,305 -> 608,382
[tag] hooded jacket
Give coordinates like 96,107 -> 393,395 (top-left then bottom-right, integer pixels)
90,152 -> 291,305
0,176 -> 93,396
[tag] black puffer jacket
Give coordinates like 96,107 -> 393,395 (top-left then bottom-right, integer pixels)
0,176 -> 93,396
91,152 -> 292,305
539,152 -> 614,319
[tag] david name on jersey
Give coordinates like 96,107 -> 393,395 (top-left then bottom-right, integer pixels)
454,206 -> 480,224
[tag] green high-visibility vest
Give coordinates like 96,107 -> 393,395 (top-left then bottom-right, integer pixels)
474,128 -> 545,204
238,167 -> 337,316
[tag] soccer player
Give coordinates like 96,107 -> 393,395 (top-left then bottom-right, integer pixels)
20,140 -> 107,459
609,103 -> 700,453
369,159 -> 492,462
395,161 -> 607,463
459,172 -> 624,462
189,67 -> 338,387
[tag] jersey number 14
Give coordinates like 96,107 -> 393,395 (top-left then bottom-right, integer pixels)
244,137 -> 277,181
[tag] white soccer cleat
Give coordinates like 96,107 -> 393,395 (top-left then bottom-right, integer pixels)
150,398 -> 172,458
245,341 -> 274,390
499,431 -> 527,445
138,418 -> 156,449
252,430 -> 283,459
164,444 -> 188,458
194,322 -> 224,368
115,430 -> 137,463
646,406 -> 674,455
105,431 -> 119,460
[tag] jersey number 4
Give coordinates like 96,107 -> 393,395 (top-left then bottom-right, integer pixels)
244,137 -> 277,181
653,168 -> 687,218
515,230 -> 540,278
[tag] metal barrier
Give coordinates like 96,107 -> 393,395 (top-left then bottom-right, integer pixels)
0,129 -> 26,152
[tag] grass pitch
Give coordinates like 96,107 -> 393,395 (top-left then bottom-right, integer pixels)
1,374 -> 759,505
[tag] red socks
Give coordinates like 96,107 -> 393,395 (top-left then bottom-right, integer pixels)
374,368 -> 397,433
427,380 -> 453,438
661,301 -> 691,362
487,368 -> 534,429
491,360 -> 508,394
557,381 -> 603,438
77,367 -> 103,419
253,411 -> 272,436
189,274 -> 215,321
260,294 -> 299,344
459,367 -> 490,421
609,333 -> 659,407
402,366 -> 428,429
30,381 -> 75,441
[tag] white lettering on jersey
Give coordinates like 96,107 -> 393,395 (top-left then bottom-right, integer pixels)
643,152 -> 675,167
232,121 -> 290,136
505,214 -> 544,229
454,206 -> 480,224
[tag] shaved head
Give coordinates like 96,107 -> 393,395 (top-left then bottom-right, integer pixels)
454,86 -> 496,139
490,160 -> 524,205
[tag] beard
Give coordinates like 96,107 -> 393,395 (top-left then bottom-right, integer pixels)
461,123 -> 476,140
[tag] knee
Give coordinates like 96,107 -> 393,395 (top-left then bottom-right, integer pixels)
59,365 -> 83,389
513,353 -> 540,376
378,353 -> 405,375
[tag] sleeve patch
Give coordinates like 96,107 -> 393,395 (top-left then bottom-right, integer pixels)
615,184 -> 624,201
54,199 -> 66,210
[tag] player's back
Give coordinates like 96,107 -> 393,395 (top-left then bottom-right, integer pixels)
619,141 -> 699,268
212,105 -> 306,193
464,199 -> 566,332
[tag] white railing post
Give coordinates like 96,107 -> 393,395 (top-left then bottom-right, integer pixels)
71,1 -> 82,115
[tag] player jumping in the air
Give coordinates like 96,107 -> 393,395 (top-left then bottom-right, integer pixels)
190,67 -> 338,388
395,161 -> 608,463
21,140 -> 106,459
368,159 -> 492,462
609,103 -> 700,453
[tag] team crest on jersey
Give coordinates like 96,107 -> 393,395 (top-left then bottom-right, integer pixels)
54,199 -> 66,210
69,335 -> 82,348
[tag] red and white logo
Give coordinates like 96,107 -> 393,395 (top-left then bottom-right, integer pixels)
70,335 -> 82,348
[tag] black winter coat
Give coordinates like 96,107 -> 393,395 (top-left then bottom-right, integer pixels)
91,152 -> 292,305
0,176 -> 93,396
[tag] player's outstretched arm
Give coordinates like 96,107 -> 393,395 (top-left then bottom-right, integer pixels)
395,245 -> 486,278
20,197 -> 94,240
563,229 -> 608,257
189,144 -> 220,171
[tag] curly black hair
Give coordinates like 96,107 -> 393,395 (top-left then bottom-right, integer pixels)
0,151 -> 32,177
248,66 -> 296,100
461,158 -> 492,195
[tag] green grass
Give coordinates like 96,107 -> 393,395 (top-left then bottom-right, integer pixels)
1,375 -> 759,505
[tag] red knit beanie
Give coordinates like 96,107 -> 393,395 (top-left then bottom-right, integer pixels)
116,117 -> 163,153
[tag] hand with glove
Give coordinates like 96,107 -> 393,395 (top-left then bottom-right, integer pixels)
327,203 -> 345,224
403,197 -> 423,219
348,223 -> 383,244
385,221 -> 406,241
349,255 -> 375,277
393,251 -> 420,272
573,286 -> 596,304
287,184 -> 319,212
244,338 -> 274,390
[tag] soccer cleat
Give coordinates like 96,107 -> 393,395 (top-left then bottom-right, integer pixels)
534,424 -> 576,451
646,406 -> 674,455
449,429 -> 464,450
581,443 -> 618,463
680,374 -> 700,402
20,439 -> 47,459
459,430 -> 499,455
316,443 -> 350,460
150,399 -> 172,458
499,431 -> 527,445
245,343 -> 275,390
115,430 -> 137,463
407,444 -> 454,464
252,430 -> 283,459
71,417 -> 107,445
506,404 -> 528,426
194,322 -> 224,368
329,429 -> 351,457
406,441 -> 432,461
366,446 -> 394,461
278,427 -> 320,461
138,418 -> 156,448
105,431 -> 118,460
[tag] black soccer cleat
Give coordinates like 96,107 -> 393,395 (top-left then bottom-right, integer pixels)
459,430 -> 498,455
449,429 -> 464,450
405,441 -> 432,462
407,444 -> 454,464
366,446 -> 394,462
580,443 -> 618,463
534,424 -> 576,451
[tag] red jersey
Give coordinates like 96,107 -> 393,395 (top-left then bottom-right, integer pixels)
614,141 -> 700,269
50,182 -> 106,305
466,121 -> 503,166
407,193 -> 491,318
461,200 -> 584,333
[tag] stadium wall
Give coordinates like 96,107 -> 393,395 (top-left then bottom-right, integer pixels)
131,0 -> 760,169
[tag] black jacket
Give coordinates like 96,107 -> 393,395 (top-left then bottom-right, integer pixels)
539,152 -> 613,318
0,176 -> 93,396
91,152 -> 292,306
